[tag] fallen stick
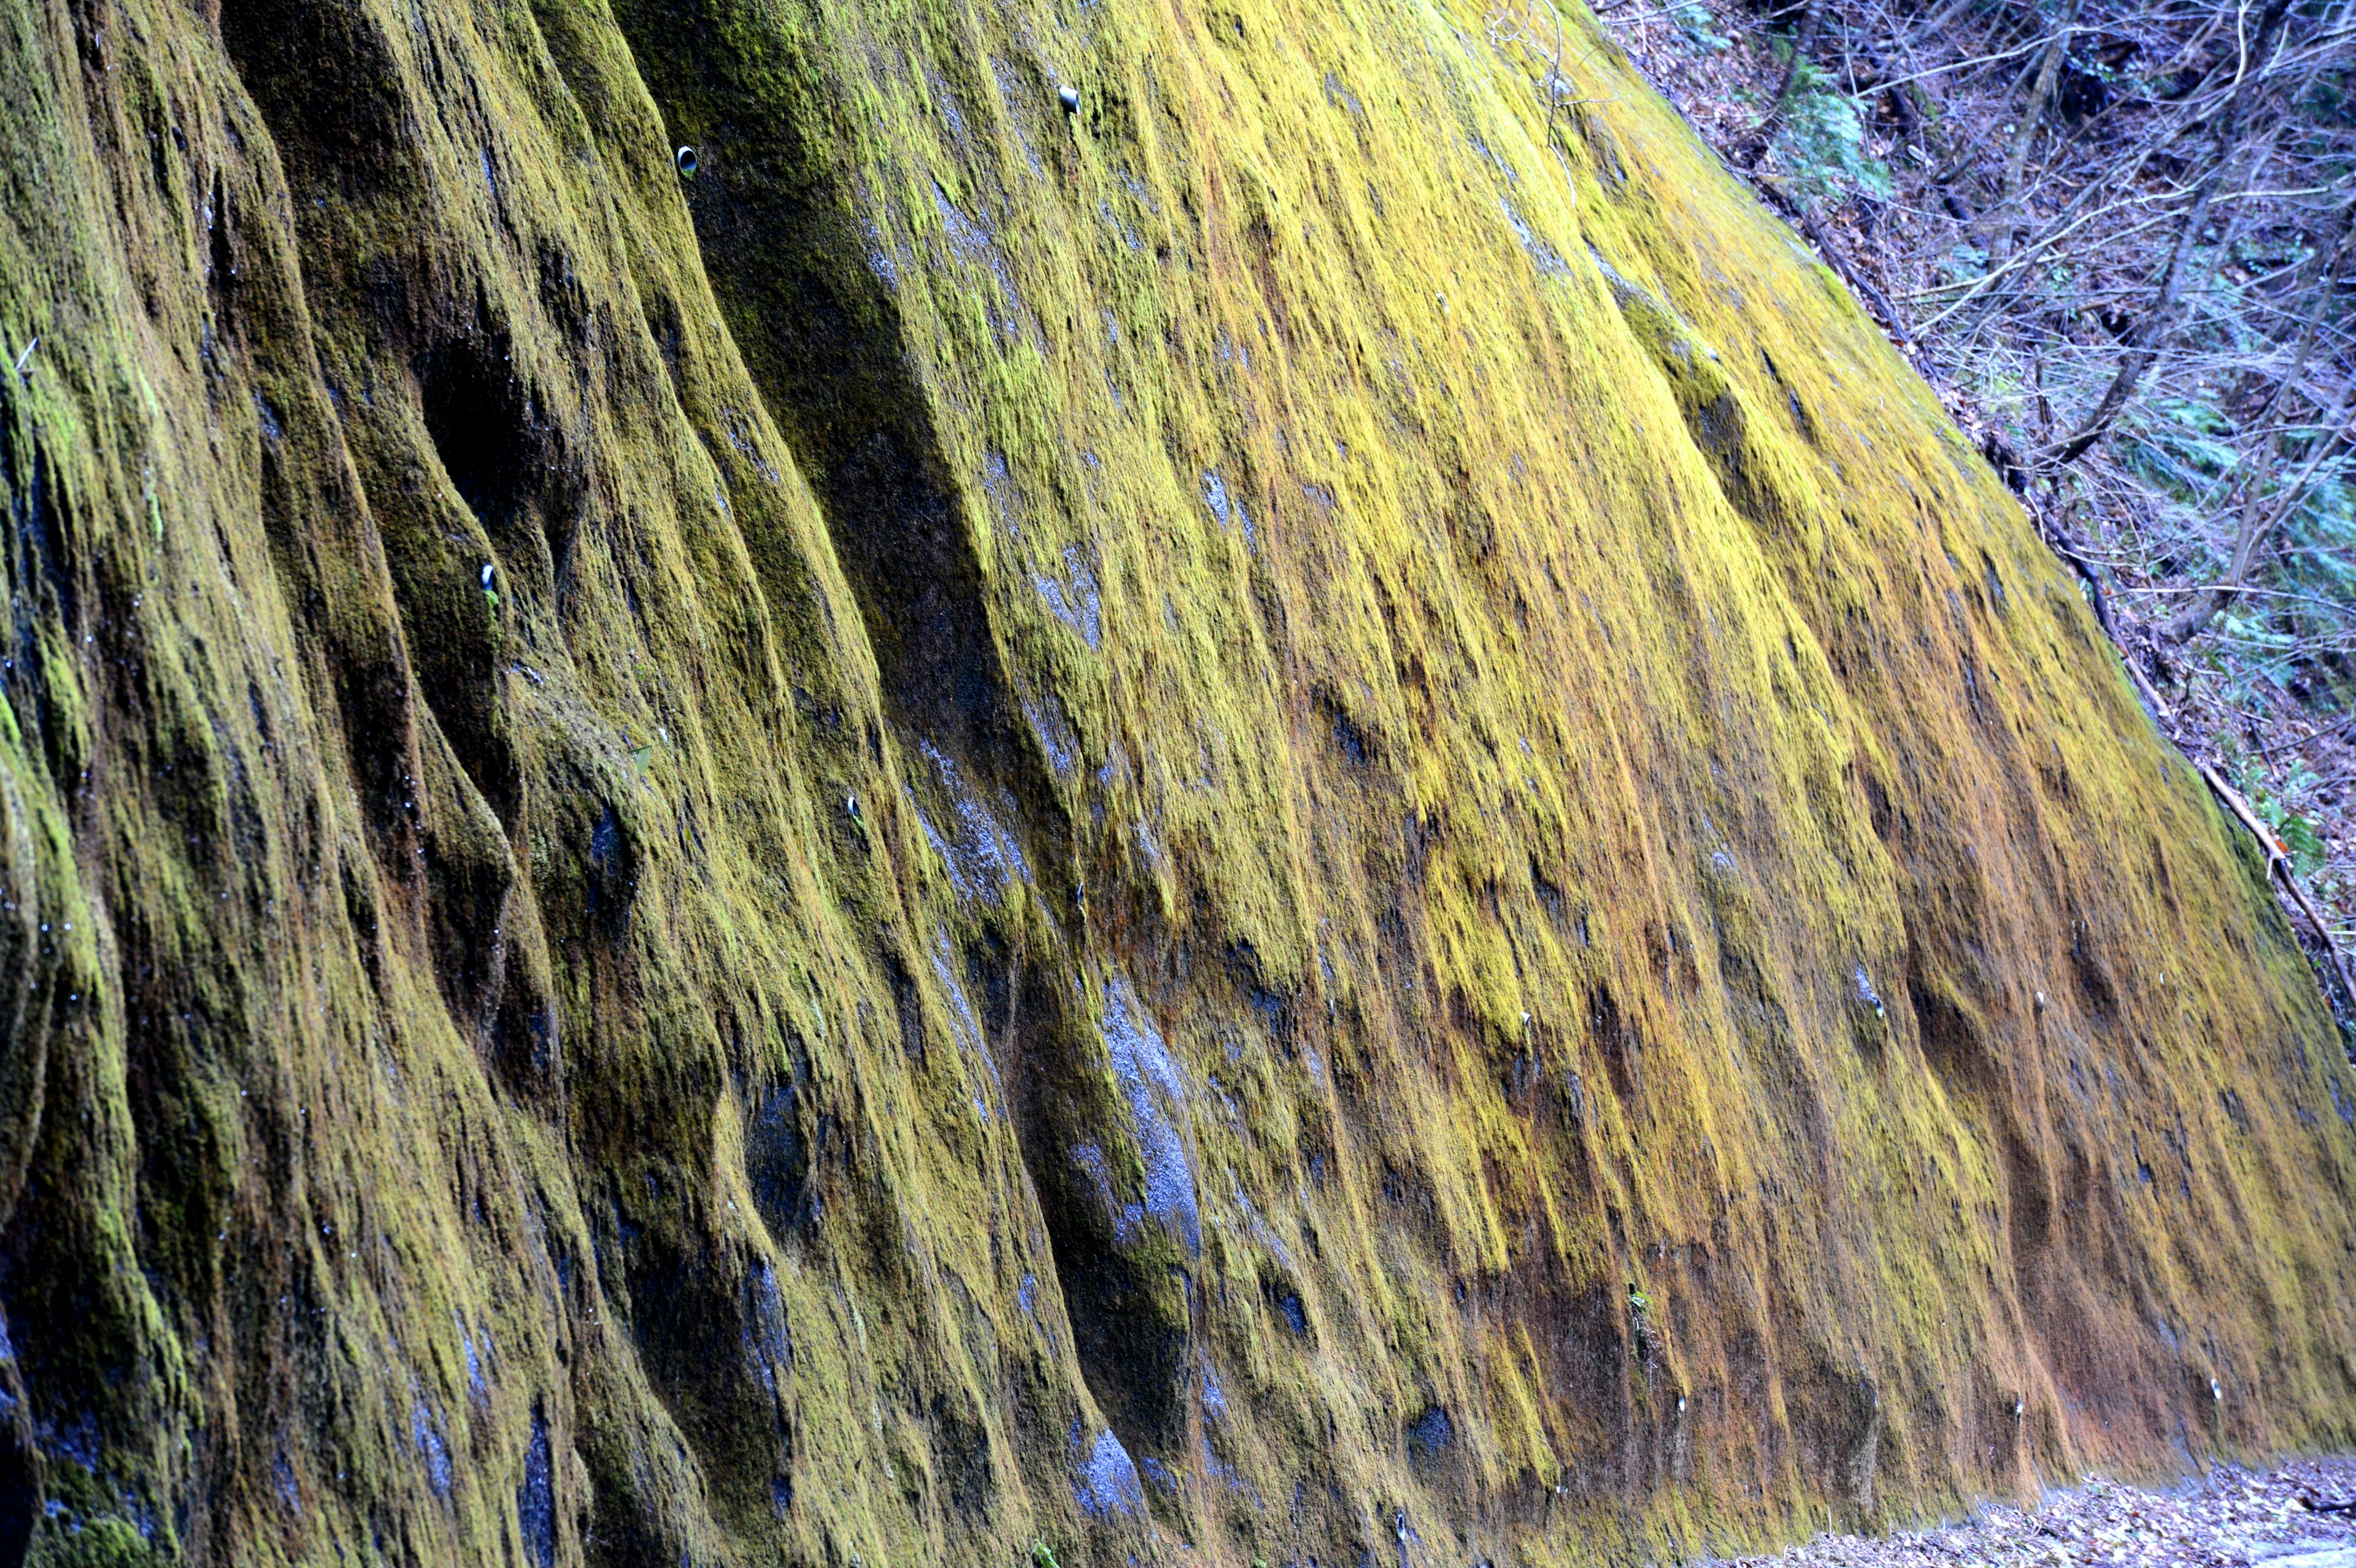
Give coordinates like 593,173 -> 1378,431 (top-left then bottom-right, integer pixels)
2196,759 -> 2356,1010
2024,492 -> 2175,724
1798,209 -> 1911,345
2121,658 -> 2173,724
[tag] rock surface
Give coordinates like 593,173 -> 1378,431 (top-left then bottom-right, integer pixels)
1,0 -> 2354,1564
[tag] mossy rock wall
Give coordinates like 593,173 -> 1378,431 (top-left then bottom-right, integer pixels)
2,0 -> 2353,1563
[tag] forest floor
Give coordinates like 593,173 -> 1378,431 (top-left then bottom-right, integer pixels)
1720,1457 -> 2356,1568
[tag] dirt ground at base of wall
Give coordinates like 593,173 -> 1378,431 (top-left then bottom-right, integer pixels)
1721,1457 -> 2356,1568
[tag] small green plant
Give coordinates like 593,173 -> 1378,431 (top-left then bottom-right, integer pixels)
1033,1542 -> 1063,1568
1769,63 -> 1894,204
2236,758 -> 2330,878
1626,1283 -> 1660,1367
1673,1 -> 1731,51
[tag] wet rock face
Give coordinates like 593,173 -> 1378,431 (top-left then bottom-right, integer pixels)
1031,980 -> 1201,1464
1,0 -> 2354,1564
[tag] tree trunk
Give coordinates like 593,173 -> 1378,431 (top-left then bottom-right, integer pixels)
2150,193 -> 2351,644
1986,2 -> 2080,270
1771,0 -> 1826,109
1741,0 -> 1825,167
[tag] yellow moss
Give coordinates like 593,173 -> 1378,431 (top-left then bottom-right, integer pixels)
1,0 -> 2352,1562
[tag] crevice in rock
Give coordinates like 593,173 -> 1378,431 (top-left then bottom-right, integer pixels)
410,326 -> 536,831
600,0 -> 1162,1480
996,963 -> 1196,1467
220,0 -> 414,202
601,0 -> 1068,897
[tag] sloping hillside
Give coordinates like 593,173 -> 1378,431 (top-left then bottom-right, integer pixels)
1,0 -> 2351,1564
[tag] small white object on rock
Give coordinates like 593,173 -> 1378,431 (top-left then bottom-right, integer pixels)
676,145 -> 699,176
1058,85 -> 1080,115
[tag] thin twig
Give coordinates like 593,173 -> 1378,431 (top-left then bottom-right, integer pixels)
2249,714 -> 2356,759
